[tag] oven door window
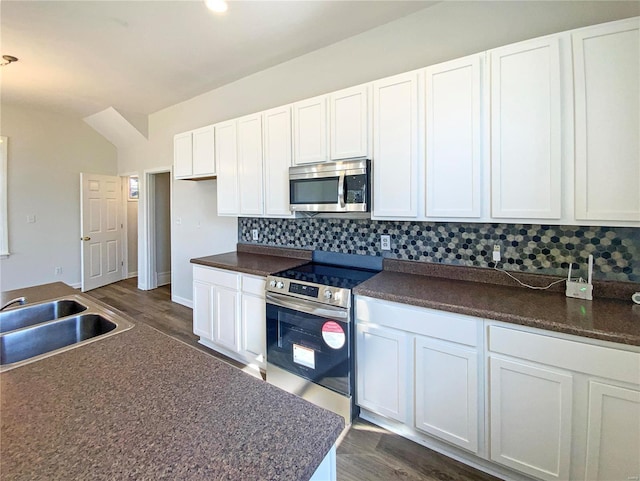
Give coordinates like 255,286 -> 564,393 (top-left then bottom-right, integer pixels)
290,177 -> 339,205
266,303 -> 351,396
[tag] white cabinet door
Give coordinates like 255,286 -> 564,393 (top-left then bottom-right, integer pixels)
263,106 -> 293,217
489,356 -> 573,481
293,95 -> 328,165
192,125 -> 216,177
330,85 -> 370,160
415,336 -> 479,453
490,36 -> 562,219
573,18 -> 640,223
192,280 -> 213,340
213,286 -> 240,352
425,54 -> 483,218
356,323 -> 410,422
241,293 -> 266,368
372,72 -> 419,218
173,131 -> 193,179
237,114 -> 264,216
585,381 -> 640,481
215,120 -> 239,215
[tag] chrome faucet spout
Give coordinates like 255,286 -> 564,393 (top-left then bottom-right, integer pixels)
0,297 -> 27,311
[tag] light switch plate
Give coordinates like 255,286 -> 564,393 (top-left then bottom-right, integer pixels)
566,280 -> 593,301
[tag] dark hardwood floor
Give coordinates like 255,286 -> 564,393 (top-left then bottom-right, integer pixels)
87,278 -> 502,481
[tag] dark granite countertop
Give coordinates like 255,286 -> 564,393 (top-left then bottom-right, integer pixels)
191,244 -> 311,277
354,267 -> 640,346
0,284 -> 343,481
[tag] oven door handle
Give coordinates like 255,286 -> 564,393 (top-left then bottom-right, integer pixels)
266,293 -> 349,320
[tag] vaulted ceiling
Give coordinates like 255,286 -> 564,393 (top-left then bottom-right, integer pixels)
1,1 -> 434,119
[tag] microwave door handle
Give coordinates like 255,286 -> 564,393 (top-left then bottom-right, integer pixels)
337,171 -> 346,208
266,293 -> 348,319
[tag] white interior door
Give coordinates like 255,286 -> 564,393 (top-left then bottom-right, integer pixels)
80,173 -> 123,291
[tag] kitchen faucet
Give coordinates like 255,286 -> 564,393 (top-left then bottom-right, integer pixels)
0,297 -> 27,311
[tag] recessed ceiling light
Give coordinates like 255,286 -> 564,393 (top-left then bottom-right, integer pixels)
0,55 -> 19,67
205,0 -> 228,13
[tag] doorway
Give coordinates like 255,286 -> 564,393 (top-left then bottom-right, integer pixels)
144,170 -> 172,290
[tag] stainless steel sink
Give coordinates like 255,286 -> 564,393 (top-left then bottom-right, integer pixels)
0,295 -> 134,372
0,299 -> 87,333
0,314 -> 117,365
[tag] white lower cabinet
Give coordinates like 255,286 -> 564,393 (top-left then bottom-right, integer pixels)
213,286 -> 240,352
355,296 -> 481,453
356,323 -> 410,423
239,275 -> 267,368
415,336 -> 479,453
489,356 -> 573,481
487,324 -> 640,481
585,382 -> 640,481
192,265 -> 266,369
355,296 -> 640,481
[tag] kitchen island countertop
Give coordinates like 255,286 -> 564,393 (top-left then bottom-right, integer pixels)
0,284 -> 343,481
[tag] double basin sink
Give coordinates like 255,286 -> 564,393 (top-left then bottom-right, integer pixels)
0,295 -> 134,372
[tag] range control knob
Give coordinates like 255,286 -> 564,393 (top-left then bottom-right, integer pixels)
323,289 -> 333,300
333,291 -> 342,302
269,280 -> 276,288
276,281 -> 284,289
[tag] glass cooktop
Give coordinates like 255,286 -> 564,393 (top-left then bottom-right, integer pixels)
272,262 -> 380,289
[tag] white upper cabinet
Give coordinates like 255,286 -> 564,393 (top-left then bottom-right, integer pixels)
372,71 -> 420,218
330,85 -> 370,160
173,131 -> 193,179
293,95 -> 328,165
573,18 -> 640,224
425,54 -> 483,219
192,125 -> 216,177
237,113 -> 264,216
215,120 -> 239,215
490,36 -> 563,219
174,125 -> 216,180
263,106 -> 294,217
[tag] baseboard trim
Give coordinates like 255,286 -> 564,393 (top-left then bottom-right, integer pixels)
127,271 -> 138,279
157,271 -> 171,286
69,282 -> 81,289
172,294 -> 192,308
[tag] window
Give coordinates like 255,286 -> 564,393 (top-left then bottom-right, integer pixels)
0,136 -> 7,255
128,175 -> 139,200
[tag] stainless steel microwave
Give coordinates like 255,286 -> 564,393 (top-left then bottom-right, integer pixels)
289,159 -> 370,213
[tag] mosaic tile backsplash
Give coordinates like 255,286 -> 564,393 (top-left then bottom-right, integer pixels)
238,218 -> 640,283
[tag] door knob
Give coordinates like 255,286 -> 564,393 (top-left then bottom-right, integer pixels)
81,236 -> 91,241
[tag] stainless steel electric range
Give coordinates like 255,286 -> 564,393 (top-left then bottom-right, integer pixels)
265,251 -> 382,425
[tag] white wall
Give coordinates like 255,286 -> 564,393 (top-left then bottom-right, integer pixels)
0,103 -> 117,290
118,1 -> 639,303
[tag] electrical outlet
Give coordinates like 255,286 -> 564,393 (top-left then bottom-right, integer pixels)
492,245 -> 501,262
252,229 -> 259,241
54,267 -> 62,276
380,235 -> 391,251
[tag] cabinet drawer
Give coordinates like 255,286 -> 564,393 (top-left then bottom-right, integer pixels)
489,325 -> 640,385
193,265 -> 239,289
355,296 -> 478,347
242,274 -> 266,296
